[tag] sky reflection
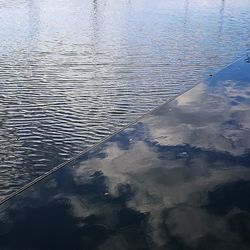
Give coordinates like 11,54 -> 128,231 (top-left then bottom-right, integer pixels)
0,56 -> 250,249
0,0 -> 250,199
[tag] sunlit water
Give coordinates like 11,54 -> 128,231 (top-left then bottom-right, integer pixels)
0,0 -> 249,199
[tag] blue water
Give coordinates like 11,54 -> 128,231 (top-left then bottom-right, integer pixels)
0,0 -> 249,199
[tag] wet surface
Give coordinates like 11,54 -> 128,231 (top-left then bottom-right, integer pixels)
0,57 -> 250,249
0,0 -> 250,199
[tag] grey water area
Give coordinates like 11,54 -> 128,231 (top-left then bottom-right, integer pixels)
0,54 -> 250,250
0,0 -> 250,200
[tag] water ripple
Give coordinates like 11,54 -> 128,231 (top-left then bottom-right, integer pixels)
0,0 -> 250,199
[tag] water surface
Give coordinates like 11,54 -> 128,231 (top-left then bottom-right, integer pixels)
0,56 -> 250,250
0,0 -> 250,199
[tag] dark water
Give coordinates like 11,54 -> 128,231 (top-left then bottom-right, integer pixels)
0,0 -> 250,199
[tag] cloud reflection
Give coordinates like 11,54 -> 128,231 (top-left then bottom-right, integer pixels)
1,58 -> 250,249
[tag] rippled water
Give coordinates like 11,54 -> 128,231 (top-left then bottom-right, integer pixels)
0,0 -> 249,199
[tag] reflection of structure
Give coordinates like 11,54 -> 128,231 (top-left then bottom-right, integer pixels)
183,0 -> 189,30
218,0 -> 225,42
92,0 -> 98,41
91,0 -> 99,77
179,0 -> 189,70
27,0 -> 40,50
